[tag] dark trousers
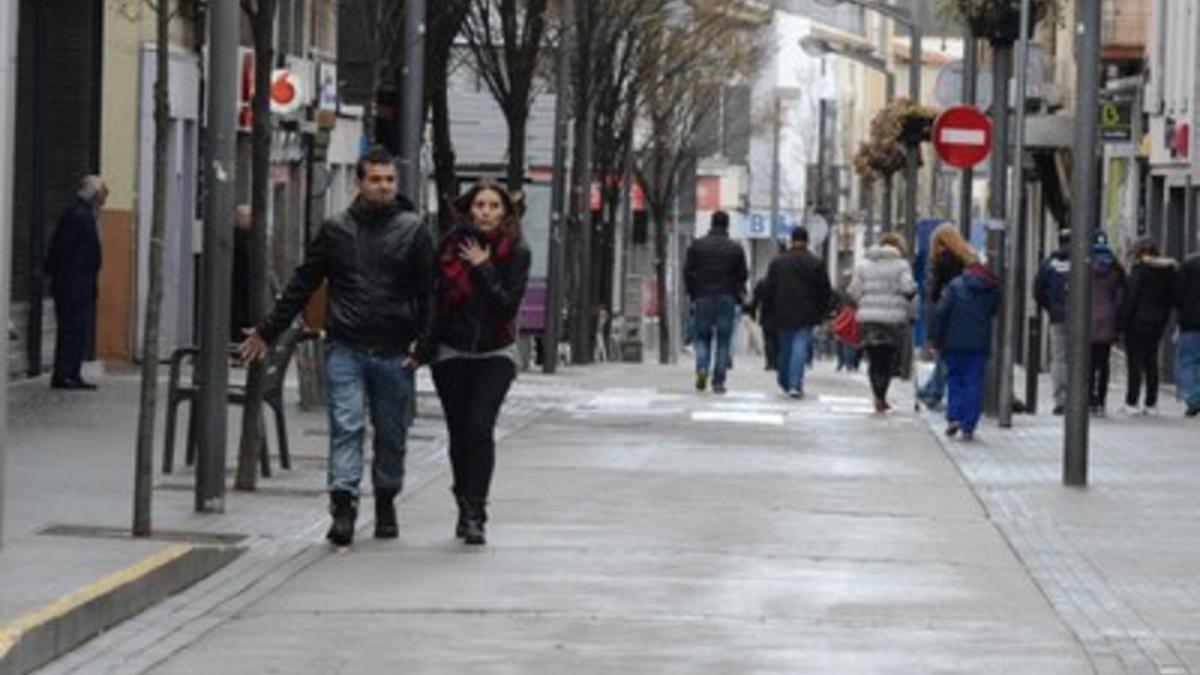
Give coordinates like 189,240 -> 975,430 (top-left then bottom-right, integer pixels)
1090,343 -> 1112,407
1125,331 -> 1162,408
945,350 -> 988,433
52,295 -> 92,383
432,357 -> 516,500
866,344 -> 897,399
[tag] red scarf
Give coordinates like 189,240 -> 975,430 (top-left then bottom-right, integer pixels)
439,225 -> 514,306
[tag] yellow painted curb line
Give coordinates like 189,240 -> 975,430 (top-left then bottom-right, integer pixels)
0,544 -> 193,660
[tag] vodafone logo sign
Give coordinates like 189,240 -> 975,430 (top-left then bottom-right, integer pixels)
270,69 -> 305,116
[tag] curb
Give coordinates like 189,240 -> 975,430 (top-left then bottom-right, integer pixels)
0,544 -> 241,675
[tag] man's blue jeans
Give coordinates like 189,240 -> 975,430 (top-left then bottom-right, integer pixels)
692,295 -> 738,385
1177,331 -> 1200,408
776,327 -> 814,394
324,339 -> 413,500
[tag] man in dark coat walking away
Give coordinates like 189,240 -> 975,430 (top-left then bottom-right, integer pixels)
45,175 -> 106,390
762,227 -> 833,399
239,146 -> 436,549
683,210 -> 747,394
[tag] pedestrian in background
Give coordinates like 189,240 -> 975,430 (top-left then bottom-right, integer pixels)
848,232 -> 916,413
421,180 -> 531,546
932,258 -> 999,441
1088,233 -> 1125,417
1120,237 -> 1176,416
761,226 -> 833,399
747,277 -> 776,370
45,175 -> 106,390
1034,229 -> 1072,415
1176,244 -> 1200,418
683,210 -> 748,394
240,146 -> 435,548
918,223 -> 975,410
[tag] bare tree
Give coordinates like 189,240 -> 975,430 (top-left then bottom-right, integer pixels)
344,0 -> 403,143
632,3 -> 764,362
132,0 -> 174,536
463,0 -> 551,190
426,0 -> 472,234
235,0 -> 279,491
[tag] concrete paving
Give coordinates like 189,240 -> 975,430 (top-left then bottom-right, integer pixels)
131,363 -> 1092,674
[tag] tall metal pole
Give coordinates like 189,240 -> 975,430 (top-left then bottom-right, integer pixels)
0,0 -> 20,548
984,42 -> 1012,416
543,0 -> 573,374
196,0 -> 239,512
881,74 -> 895,233
959,33 -> 977,239
1065,0 -> 1100,487
999,0 -> 1033,427
26,0 -> 47,377
903,23 -> 923,253
400,0 -> 426,201
770,96 -> 783,241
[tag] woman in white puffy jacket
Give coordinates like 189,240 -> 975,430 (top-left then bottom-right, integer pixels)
848,232 -> 917,413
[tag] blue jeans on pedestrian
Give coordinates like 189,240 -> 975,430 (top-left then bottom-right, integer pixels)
776,327 -> 814,394
1177,331 -> 1200,408
919,355 -> 947,403
692,295 -> 738,385
324,339 -> 413,500
945,350 -> 988,433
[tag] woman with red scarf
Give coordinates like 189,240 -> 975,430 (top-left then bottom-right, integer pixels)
425,180 -> 530,545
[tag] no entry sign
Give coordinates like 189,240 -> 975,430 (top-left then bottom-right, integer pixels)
933,106 -> 992,169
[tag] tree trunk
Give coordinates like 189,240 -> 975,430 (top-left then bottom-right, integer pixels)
505,105 -> 529,191
652,203 -> 670,364
236,0 -> 277,491
133,0 -> 171,537
427,2 -> 466,236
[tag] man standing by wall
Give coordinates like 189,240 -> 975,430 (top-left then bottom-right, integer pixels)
44,175 -> 106,390
239,146 -> 435,548
683,210 -> 748,394
1034,229 -> 1072,415
762,227 -> 832,399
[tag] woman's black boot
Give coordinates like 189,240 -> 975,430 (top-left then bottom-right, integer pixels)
452,489 -> 469,539
462,497 -> 487,546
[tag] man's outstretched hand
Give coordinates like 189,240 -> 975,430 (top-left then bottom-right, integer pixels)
238,328 -> 269,364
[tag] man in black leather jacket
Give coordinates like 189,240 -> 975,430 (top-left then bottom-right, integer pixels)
240,146 -> 435,547
684,211 -> 748,394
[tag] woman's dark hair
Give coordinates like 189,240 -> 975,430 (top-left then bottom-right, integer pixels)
1131,236 -> 1159,261
453,179 -> 523,240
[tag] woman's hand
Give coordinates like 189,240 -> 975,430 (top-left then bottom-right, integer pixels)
459,238 -> 491,267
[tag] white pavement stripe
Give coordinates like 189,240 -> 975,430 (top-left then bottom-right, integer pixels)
690,411 -> 785,426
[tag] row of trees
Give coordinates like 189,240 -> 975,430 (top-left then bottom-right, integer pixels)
132,1 -> 767,524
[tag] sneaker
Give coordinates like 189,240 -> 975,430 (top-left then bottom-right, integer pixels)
1186,405 -> 1200,418
1122,403 -> 1141,417
1143,406 -> 1158,417
695,372 -> 708,392
944,421 -> 960,438
712,381 -> 727,395
961,430 -> 975,442
1052,405 -> 1065,416
787,389 -> 804,400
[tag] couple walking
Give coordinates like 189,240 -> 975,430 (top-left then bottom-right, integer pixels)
240,146 -> 530,548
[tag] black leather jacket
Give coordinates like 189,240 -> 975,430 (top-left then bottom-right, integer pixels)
258,198 -> 435,352
684,231 -> 748,300
423,224 -> 531,358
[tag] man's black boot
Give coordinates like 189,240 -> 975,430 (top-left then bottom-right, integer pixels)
462,497 -> 488,546
374,489 -> 399,539
452,489 -> 469,539
326,490 -> 357,547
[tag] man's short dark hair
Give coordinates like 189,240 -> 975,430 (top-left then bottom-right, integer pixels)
790,226 -> 809,244
357,145 -> 396,180
711,210 -> 730,231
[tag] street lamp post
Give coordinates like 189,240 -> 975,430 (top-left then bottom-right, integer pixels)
800,36 -> 895,241
815,0 -> 922,249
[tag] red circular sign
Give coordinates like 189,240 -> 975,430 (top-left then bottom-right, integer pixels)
933,106 -> 993,169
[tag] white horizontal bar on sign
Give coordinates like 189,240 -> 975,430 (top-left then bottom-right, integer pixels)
940,128 -> 988,146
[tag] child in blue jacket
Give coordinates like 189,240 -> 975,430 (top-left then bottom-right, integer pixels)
931,263 -> 1000,440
